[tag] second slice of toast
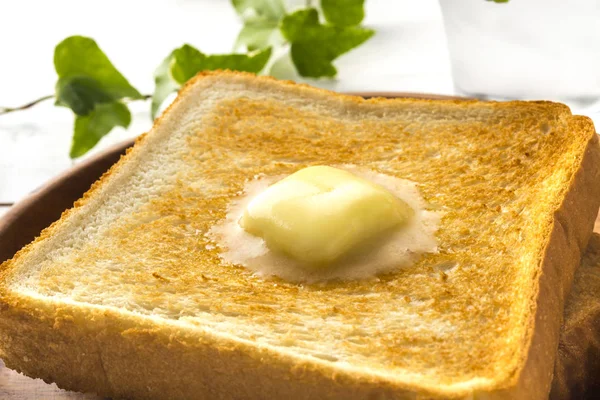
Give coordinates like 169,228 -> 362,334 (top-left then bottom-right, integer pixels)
1,72 -> 599,399
552,231 -> 600,399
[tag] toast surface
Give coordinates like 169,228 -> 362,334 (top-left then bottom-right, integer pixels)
1,72 -> 599,399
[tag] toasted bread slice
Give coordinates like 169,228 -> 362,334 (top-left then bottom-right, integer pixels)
552,231 -> 600,399
1,72 -> 599,399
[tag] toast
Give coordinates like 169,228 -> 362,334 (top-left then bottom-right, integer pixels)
552,231 -> 600,399
1,72 -> 599,399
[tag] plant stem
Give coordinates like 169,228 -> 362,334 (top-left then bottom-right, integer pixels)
0,94 -> 152,117
0,95 -> 54,116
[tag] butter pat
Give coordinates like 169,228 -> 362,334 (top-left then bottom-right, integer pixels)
239,166 -> 413,267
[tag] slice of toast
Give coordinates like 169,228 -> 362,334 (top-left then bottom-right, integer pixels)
1,72 -> 599,399
552,231 -> 600,399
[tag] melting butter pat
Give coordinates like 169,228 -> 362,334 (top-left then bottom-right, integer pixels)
239,166 -> 413,267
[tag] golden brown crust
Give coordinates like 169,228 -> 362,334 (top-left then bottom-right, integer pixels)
487,131 -> 600,399
551,232 -> 600,399
0,297 -> 420,400
0,71 -> 599,399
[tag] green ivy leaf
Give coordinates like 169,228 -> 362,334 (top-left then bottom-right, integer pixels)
267,48 -> 297,80
234,17 -> 281,51
170,45 -> 272,84
54,36 -> 142,110
151,52 -> 180,119
151,45 -> 272,118
321,0 -> 365,27
54,36 -> 141,158
280,8 -> 374,78
280,8 -> 314,42
232,0 -> 285,52
55,76 -> 114,116
70,102 -> 131,158
231,0 -> 285,21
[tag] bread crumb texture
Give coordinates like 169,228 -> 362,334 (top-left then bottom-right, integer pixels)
2,73 -> 597,391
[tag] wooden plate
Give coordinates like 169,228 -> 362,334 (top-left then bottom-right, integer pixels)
0,92 -> 596,399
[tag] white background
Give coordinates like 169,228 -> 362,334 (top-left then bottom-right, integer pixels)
0,0 -> 598,216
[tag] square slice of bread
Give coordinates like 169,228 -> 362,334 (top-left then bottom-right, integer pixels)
1,72 -> 600,399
